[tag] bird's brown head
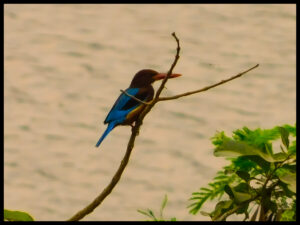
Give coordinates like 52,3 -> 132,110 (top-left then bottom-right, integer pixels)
129,69 -> 182,88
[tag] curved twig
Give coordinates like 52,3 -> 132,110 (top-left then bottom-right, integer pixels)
120,89 -> 150,105
158,64 -> 259,101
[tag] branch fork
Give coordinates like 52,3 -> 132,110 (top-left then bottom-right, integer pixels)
67,32 -> 259,221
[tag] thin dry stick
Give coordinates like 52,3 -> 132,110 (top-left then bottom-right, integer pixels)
158,64 -> 259,101
67,32 -> 181,221
120,89 -> 150,105
154,32 -> 180,100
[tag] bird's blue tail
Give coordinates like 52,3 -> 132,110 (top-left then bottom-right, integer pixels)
95,122 -> 116,148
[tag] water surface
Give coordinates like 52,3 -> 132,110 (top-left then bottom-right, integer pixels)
4,4 -> 296,221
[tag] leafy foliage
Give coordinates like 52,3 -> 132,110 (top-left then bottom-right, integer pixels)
188,170 -> 238,214
189,124 -> 296,221
137,195 -> 177,221
4,209 -> 34,221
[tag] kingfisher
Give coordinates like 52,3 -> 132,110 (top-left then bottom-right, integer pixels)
95,69 -> 182,148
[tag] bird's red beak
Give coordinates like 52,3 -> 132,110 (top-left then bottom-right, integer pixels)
153,72 -> 182,80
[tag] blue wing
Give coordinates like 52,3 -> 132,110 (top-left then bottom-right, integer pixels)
96,87 -> 152,148
95,121 -> 116,147
104,88 -> 141,124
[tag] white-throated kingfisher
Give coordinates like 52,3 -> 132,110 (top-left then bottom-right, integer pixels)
95,69 -> 182,148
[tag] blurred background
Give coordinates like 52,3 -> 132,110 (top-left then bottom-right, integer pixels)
4,4 -> 296,221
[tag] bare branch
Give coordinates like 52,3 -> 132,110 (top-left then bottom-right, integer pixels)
67,32 -> 181,221
120,89 -> 150,105
67,125 -> 140,221
154,32 -> 181,100
67,31 -> 259,221
158,64 -> 259,101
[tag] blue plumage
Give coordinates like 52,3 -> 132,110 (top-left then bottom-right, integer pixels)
95,69 -> 181,148
95,88 -> 143,147
95,122 -> 116,147
104,88 -> 139,124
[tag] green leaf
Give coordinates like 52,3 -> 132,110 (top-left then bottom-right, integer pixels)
289,151 -> 296,160
277,171 -> 296,193
137,209 -> 158,221
200,211 -> 211,217
214,140 -> 283,163
211,200 -> 233,221
232,126 -> 280,151
137,209 -> 150,217
200,187 -> 212,192
214,175 -> 228,180
161,195 -> 168,211
281,209 -> 295,221
282,124 -> 296,137
278,126 -> 290,149
191,124 -> 296,221
265,143 -> 273,156
272,152 -> 288,161
188,193 -> 210,214
4,209 -> 34,221
280,145 -> 286,153
231,156 -> 259,172
224,167 -> 235,174
224,185 -> 234,199
244,155 -> 270,172
280,164 -> 296,174
226,185 -> 252,204
236,202 -> 249,215
160,194 -> 168,218
278,181 -> 295,198
288,140 -> 296,155
188,171 -> 233,215
236,170 -> 251,182
148,209 -> 156,220
233,182 -> 250,193
280,200 -> 296,221
232,191 -> 252,204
